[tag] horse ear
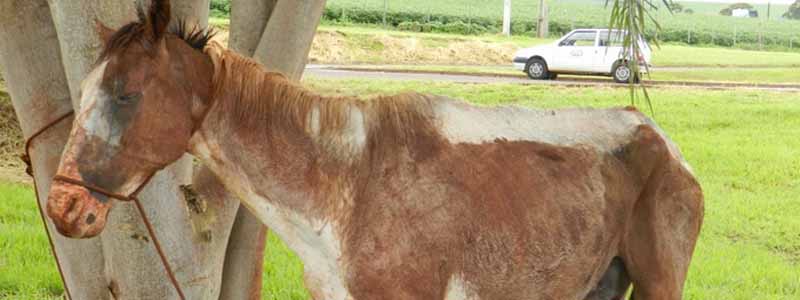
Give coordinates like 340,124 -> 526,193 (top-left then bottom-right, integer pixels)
95,19 -> 115,45
147,0 -> 171,40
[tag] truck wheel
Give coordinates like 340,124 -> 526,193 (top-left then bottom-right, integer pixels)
613,63 -> 640,83
525,58 -> 550,80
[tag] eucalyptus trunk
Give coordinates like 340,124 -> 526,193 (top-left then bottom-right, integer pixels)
2,0 -> 238,299
0,1 -> 106,299
1,0 -> 329,298
218,1 -> 327,299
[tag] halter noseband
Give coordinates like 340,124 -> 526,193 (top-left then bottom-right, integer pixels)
23,111 -> 187,300
52,173 -> 155,202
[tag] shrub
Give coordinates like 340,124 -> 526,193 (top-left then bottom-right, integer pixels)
421,22 -> 444,33
784,0 -> 800,20
398,21 -> 423,32
210,0 -> 231,16
321,5 -> 798,48
720,3 -> 755,16
669,2 -> 684,13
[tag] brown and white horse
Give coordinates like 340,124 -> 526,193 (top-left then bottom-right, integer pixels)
46,1 -> 703,299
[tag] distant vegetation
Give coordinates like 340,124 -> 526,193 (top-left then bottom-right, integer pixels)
209,0 -> 800,52
323,0 -> 799,51
786,0 -> 800,19
719,3 -> 755,16
210,0 -> 231,17
669,2 -> 685,13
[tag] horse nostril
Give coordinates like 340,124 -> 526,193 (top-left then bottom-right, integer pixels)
86,213 -> 96,225
67,195 -> 80,212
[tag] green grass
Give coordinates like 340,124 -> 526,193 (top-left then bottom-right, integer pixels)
2,80 -> 800,299
329,64 -> 800,84
315,25 -> 800,67
651,44 -> 800,67
208,17 -> 800,68
0,183 -> 63,300
0,180 -> 309,300
319,24 -> 550,47
652,67 -> 800,84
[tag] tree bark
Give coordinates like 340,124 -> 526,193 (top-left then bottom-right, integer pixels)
229,0 -> 277,56
218,2 -> 279,299
253,0 -> 327,80
0,1 -> 106,299
2,0 -> 327,298
2,1 -> 240,299
218,1 -> 326,299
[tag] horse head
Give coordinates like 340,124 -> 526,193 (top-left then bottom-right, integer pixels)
46,0 -> 214,238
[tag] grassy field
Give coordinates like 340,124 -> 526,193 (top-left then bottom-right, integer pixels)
2,79 -> 799,299
325,0 -> 800,50
306,25 -> 800,67
205,18 -> 800,68
0,181 -> 309,300
331,64 -> 800,84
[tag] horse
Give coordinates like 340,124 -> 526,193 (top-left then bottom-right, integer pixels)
45,1 -> 704,299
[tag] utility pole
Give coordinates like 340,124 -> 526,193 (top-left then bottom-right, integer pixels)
383,0 -> 388,28
767,2 -> 771,20
537,0 -> 549,38
503,0 -> 512,36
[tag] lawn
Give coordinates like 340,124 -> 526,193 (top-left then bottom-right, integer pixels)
2,79 -> 800,299
323,64 -> 800,85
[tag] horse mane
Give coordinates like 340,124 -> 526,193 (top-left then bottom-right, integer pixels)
100,15 -> 214,60
205,44 -> 444,159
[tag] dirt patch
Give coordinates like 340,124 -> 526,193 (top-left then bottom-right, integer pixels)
0,84 -> 26,183
206,27 -> 516,65
309,30 -> 517,65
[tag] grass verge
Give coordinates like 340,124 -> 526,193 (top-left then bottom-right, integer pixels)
2,80 -> 799,299
321,64 -> 800,85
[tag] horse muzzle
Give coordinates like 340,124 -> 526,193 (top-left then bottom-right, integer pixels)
46,180 -> 112,239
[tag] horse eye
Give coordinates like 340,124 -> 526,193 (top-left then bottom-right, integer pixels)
116,92 -> 141,104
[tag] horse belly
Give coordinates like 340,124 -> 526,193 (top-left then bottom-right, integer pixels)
438,140 -> 627,299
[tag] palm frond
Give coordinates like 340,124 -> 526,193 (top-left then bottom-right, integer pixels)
605,0 -> 673,114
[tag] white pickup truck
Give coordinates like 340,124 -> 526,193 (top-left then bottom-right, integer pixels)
513,29 -> 652,83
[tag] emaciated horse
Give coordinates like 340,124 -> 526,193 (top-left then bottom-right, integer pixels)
46,1 -> 704,299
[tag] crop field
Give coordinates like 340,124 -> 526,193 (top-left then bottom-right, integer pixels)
2,78 -> 799,299
325,0 -> 800,50
303,25 -> 800,68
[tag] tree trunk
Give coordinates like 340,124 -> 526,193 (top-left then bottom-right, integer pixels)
253,0 -> 328,80
229,0 -> 277,56
2,0 -> 327,298
218,1 -> 279,299
0,1 -> 106,299
3,1 -> 238,299
218,1 -> 326,299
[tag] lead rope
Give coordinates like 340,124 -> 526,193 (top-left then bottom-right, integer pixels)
22,110 -> 187,300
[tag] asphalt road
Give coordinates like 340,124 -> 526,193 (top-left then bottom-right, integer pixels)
304,65 -> 800,92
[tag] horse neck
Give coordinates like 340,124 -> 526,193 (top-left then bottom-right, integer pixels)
190,48 -> 366,222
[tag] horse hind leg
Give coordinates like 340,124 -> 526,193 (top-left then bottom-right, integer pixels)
620,125 -> 704,300
584,257 -> 632,300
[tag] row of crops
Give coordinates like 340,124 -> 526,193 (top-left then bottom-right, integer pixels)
321,0 -> 800,51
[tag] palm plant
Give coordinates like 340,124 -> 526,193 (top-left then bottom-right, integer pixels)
607,0 -> 674,112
